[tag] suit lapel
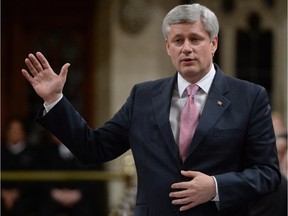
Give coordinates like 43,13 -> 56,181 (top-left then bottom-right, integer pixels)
151,75 -> 182,165
151,68 -> 232,164
186,68 -> 231,160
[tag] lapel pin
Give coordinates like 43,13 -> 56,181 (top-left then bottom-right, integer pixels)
217,100 -> 223,107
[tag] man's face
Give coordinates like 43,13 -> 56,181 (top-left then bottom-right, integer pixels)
165,20 -> 218,83
7,121 -> 25,145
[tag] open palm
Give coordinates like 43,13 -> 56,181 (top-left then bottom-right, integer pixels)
22,52 -> 70,104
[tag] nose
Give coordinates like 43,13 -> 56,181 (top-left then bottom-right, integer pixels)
182,40 -> 193,54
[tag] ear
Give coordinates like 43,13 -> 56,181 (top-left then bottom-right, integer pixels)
165,39 -> 171,56
211,35 -> 218,55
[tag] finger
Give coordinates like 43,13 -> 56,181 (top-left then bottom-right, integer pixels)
171,182 -> 187,190
28,53 -> 44,72
36,52 -> 51,70
169,189 -> 188,198
59,63 -> 70,80
179,202 -> 199,211
171,182 -> 186,190
21,69 -> 37,86
24,58 -> 38,77
171,196 -> 191,205
181,170 -> 199,178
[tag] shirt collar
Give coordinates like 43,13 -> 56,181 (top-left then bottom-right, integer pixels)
7,142 -> 26,154
177,64 -> 216,97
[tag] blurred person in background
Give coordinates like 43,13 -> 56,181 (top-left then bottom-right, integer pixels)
272,112 -> 287,176
248,112 -> 287,216
36,133 -> 97,216
1,117 -> 38,215
276,133 -> 287,177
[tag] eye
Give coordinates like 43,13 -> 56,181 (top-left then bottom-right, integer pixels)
173,38 -> 184,45
190,36 -> 204,45
191,37 -> 200,44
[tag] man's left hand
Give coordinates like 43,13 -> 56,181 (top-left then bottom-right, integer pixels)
169,170 -> 216,211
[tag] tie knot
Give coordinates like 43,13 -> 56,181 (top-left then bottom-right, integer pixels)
186,84 -> 199,96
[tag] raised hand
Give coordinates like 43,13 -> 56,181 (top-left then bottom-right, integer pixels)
22,52 -> 70,105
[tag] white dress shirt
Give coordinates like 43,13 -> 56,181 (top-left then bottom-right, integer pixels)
169,65 -> 216,144
169,65 -> 219,202
44,94 -> 63,113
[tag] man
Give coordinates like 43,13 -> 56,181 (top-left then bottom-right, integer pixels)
36,134 -> 97,216
22,3 -> 280,216
1,118 -> 38,215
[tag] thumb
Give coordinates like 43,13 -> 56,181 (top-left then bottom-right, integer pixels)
181,170 -> 200,178
60,63 -> 70,80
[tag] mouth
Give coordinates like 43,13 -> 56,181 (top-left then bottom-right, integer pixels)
181,57 -> 193,61
180,58 -> 196,65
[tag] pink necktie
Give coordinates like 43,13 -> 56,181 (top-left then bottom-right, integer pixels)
179,84 -> 199,161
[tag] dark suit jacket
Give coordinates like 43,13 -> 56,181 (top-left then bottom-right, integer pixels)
37,64 -> 280,216
248,174 -> 287,216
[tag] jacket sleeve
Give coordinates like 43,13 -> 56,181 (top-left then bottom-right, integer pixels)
214,86 -> 281,210
36,94 -> 133,164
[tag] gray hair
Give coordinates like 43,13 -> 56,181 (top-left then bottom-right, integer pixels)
162,3 -> 219,41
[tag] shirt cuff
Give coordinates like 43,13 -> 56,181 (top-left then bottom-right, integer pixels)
211,176 -> 219,201
43,94 -> 63,114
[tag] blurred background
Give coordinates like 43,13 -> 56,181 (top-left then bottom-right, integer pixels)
1,0 -> 287,215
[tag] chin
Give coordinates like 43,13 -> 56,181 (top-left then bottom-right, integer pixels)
181,69 -> 198,76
